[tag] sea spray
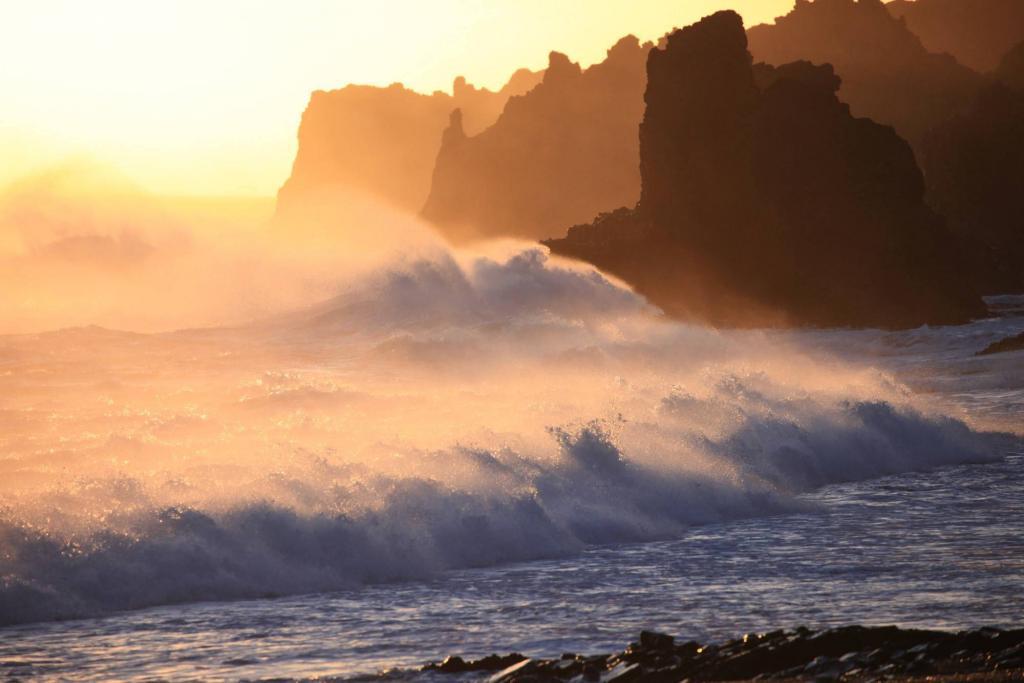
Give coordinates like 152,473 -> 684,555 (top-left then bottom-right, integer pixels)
0,246 -> 1009,626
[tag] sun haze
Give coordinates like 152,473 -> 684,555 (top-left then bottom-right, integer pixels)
0,0 -> 793,197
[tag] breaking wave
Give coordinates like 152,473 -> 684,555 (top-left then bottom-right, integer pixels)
0,247 -> 1014,626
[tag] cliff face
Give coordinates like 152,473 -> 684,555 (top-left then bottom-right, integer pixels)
887,0 -> 1024,73
421,37 -> 650,242
275,70 -> 541,225
746,0 -> 982,149
545,10 -> 984,329
996,41 -> 1024,90
921,41 -> 1024,295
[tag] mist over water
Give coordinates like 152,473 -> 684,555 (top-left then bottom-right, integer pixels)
0,176 -> 1018,627
0,164 -> 436,334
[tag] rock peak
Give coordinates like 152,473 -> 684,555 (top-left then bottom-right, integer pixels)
607,35 -> 642,59
746,0 -> 982,148
422,35 -> 647,241
663,10 -> 746,51
545,52 -> 582,81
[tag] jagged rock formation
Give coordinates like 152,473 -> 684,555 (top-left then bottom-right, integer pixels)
746,1 -> 1022,297
996,40 -> 1024,90
887,0 -> 1024,73
978,331 -> 1024,356
421,37 -> 650,242
746,0 -> 982,149
275,70 -> 541,224
545,11 -> 985,329
920,41 -> 1024,294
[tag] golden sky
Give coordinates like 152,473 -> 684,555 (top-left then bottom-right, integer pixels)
0,1 -> 793,197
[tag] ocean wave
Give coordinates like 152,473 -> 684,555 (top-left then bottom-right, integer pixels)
0,392 -> 1007,627
0,246 -> 1017,627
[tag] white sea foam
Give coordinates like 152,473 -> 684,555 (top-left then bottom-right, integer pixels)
0,245 -> 1015,626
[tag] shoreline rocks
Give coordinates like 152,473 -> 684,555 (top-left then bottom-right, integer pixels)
978,331 -> 1024,356
422,625 -> 1024,681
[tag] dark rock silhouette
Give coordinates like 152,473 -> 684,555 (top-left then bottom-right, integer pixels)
887,0 -> 1024,73
545,10 -> 984,329
747,1 -> 1021,296
978,331 -> 1024,356
424,626 -> 1024,681
275,69 -> 541,224
746,0 -> 983,149
421,37 -> 650,242
996,40 -> 1024,90
920,41 -> 1024,294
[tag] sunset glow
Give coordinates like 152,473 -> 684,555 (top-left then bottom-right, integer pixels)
1,0 -> 792,196
2,1 -> 1023,679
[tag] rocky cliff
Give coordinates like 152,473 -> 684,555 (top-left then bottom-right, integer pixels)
746,0 -> 982,149
545,10 -> 984,328
421,37 -> 650,242
996,40 -> 1024,90
275,69 -> 541,225
887,0 -> 1024,73
920,40 -> 1024,295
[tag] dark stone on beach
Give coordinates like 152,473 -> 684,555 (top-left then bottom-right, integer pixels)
978,331 -> 1024,356
423,652 -> 527,673
436,655 -> 467,672
424,626 -> 1024,682
639,630 -> 674,651
747,0 -> 983,149
486,657 -> 537,682
275,71 -> 542,224
550,658 -> 582,676
602,662 -> 642,682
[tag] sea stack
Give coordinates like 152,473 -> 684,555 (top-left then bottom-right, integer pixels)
275,70 -> 541,225
920,40 -> 1024,295
545,10 -> 985,328
887,0 -> 1024,73
421,37 -> 650,242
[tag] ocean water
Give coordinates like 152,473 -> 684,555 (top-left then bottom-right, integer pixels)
0,248 -> 1021,681
2,455 -> 1022,681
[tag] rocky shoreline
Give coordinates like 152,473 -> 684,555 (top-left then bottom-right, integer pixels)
978,331 -> 1024,356
421,626 -> 1024,681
